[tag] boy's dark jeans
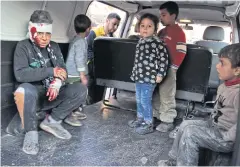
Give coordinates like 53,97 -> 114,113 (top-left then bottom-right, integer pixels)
14,82 -> 87,132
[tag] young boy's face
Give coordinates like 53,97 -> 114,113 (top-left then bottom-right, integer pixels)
106,18 -> 120,34
159,8 -> 176,26
139,18 -> 155,38
216,57 -> 240,81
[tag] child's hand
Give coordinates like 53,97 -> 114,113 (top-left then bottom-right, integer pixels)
80,74 -> 88,86
156,76 -> 163,83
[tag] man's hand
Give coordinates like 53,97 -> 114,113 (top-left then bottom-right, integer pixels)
156,76 -> 163,83
53,67 -> 67,81
46,78 -> 62,101
80,74 -> 88,86
46,88 -> 59,101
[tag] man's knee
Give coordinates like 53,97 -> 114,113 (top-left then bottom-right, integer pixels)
15,83 -> 39,98
14,83 -> 39,128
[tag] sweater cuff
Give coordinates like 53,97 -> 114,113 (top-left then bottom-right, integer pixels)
47,67 -> 54,76
171,64 -> 179,70
77,67 -> 86,72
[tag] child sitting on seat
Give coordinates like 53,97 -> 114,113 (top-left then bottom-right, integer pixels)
158,43 -> 240,166
128,13 -> 169,135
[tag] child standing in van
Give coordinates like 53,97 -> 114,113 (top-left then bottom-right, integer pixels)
65,14 -> 91,125
158,43 -> 240,166
154,1 -> 187,133
129,13 -> 169,135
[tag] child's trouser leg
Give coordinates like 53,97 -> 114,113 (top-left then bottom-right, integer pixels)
135,83 -> 144,119
140,83 -> 156,124
158,68 -> 177,123
174,120 -> 234,166
169,120 -> 209,159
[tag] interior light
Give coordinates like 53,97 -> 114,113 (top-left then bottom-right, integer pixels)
179,19 -> 192,23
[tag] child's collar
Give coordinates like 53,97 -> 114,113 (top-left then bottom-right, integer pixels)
225,78 -> 240,86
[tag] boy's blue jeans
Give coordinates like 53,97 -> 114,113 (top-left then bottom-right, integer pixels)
135,82 -> 156,124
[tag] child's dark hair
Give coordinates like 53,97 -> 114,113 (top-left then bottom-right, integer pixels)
139,13 -> 159,32
74,14 -> 91,33
160,1 -> 179,20
218,43 -> 240,68
107,13 -> 121,21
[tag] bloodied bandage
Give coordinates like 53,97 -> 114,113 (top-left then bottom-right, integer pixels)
28,21 -> 52,42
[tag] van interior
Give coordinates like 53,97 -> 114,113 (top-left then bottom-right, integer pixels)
1,1 -> 240,166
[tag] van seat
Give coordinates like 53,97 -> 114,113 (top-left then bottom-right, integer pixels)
195,26 -> 228,89
195,26 -> 228,54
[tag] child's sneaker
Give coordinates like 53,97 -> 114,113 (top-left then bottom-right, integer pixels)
128,118 -> 144,128
72,108 -> 87,120
135,122 -> 153,135
156,122 -> 174,132
64,114 -> 83,127
158,159 -> 176,166
169,126 -> 179,139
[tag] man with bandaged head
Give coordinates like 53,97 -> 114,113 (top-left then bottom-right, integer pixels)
13,10 -> 87,155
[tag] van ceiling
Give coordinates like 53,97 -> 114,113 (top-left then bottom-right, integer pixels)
128,1 -> 236,8
125,1 -> 239,24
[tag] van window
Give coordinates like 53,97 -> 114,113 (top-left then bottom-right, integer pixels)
86,1 -> 127,37
128,17 -> 139,37
179,24 -> 232,44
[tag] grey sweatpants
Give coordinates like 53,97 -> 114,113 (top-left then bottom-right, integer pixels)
168,120 -> 234,166
153,68 -> 177,123
14,82 -> 87,132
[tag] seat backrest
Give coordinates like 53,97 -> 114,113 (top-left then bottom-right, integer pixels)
176,44 -> 213,103
195,26 -> 227,89
195,26 -> 228,54
94,37 -> 138,91
208,54 -> 220,88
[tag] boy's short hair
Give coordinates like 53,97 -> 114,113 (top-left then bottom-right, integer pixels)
74,14 -> 91,33
160,1 -> 179,20
107,13 -> 121,21
139,13 -> 159,32
219,43 -> 240,68
30,10 -> 53,24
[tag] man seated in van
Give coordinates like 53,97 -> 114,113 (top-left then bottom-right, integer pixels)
86,13 -> 121,104
13,10 -> 87,155
158,43 -> 240,166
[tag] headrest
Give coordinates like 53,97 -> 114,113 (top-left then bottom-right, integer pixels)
203,26 -> 225,41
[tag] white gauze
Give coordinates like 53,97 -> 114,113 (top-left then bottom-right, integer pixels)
27,21 -> 53,41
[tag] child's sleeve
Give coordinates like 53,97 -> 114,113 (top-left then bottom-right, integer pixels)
157,42 -> 169,78
172,31 -> 187,70
74,40 -> 87,73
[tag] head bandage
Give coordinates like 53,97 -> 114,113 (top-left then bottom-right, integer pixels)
28,21 -> 53,41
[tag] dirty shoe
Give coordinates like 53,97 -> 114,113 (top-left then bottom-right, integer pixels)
158,159 -> 176,166
156,122 -> 174,132
40,115 -> 72,140
128,118 -> 144,128
64,114 -> 83,127
135,122 -> 153,135
169,126 -> 180,139
22,131 -> 39,155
